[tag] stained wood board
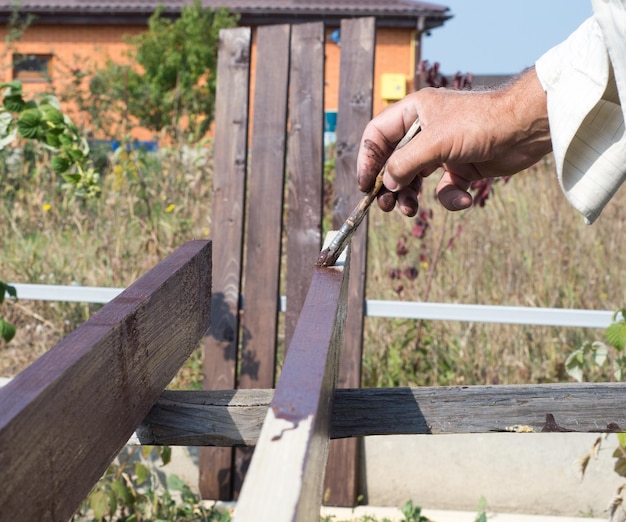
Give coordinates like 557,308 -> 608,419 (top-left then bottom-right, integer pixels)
200,26 -> 251,500
0,240 -> 212,522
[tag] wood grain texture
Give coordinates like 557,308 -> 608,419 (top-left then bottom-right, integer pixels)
234,259 -> 350,522
239,24 -> 290,389
233,23 -> 291,497
0,240 -> 212,522
327,16 -> 376,507
285,22 -> 325,349
200,26 -> 251,500
137,382 -> 626,447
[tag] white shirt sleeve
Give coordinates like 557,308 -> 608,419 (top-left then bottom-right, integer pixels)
535,0 -> 626,224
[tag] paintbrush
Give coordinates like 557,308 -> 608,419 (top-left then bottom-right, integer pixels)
316,116 -> 421,267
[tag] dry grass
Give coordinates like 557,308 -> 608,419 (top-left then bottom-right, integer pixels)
1,145 -> 624,388
363,156 -> 626,387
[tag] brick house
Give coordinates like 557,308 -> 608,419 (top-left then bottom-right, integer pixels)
0,0 -> 451,137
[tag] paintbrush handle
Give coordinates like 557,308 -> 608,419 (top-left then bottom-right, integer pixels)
318,117 -> 421,267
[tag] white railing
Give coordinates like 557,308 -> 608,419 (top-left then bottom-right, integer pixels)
9,283 -> 615,329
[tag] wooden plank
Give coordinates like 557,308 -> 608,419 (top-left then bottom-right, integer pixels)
326,16 -> 376,507
136,382 -> 626,447
238,23 -> 290,390
233,257 -> 350,522
200,26 -> 251,500
0,240 -> 212,522
285,22 -> 325,349
234,23 -> 291,497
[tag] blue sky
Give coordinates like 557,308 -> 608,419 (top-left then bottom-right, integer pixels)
422,0 -> 593,75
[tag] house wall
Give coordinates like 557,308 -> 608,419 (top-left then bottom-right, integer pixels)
0,23 -> 417,138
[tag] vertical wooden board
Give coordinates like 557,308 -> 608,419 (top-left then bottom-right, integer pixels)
200,26 -> 251,501
326,17 -> 376,507
234,24 -> 291,496
0,240 -> 212,522
238,23 -> 290,389
285,22 -> 325,350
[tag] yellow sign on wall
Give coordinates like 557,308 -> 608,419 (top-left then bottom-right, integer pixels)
381,73 -> 406,100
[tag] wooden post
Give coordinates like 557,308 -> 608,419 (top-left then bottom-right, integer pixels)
233,254 -> 350,522
413,16 -> 426,91
200,26 -> 251,500
0,240 -> 212,522
327,16 -> 376,507
234,23 -> 291,496
285,22 -> 325,349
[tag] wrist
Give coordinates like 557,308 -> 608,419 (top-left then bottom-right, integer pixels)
504,68 -> 552,156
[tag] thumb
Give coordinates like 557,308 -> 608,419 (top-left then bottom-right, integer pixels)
436,171 -> 473,211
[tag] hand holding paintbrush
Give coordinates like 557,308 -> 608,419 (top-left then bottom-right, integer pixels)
316,117 -> 422,267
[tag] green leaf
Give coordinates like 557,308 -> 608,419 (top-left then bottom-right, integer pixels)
0,318 -> 16,343
61,172 -> 81,184
39,94 -> 61,110
45,132 -> 61,148
5,284 -> 16,299
40,104 -> 64,128
0,111 -> 13,134
565,349 -> 584,382
592,341 -> 609,366
166,473 -> 184,492
111,479 -> 134,507
141,445 -> 153,459
16,108 -> 42,139
617,433 -> 626,448
51,155 -> 71,174
134,462 -> 149,485
0,127 -> 17,150
0,81 -> 23,96
4,94 -> 25,113
160,445 -> 172,466
106,489 -> 117,516
607,322 -> 626,352
89,489 -> 110,521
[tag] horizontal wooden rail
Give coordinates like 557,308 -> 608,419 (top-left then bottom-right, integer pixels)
134,382 -> 626,446
0,240 -> 212,522
8,283 -> 615,328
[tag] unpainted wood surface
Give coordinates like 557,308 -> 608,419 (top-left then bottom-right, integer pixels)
0,240 -> 212,522
326,16 -> 376,507
234,259 -> 350,522
200,26 -> 251,500
137,382 -> 626,447
285,22 -> 325,349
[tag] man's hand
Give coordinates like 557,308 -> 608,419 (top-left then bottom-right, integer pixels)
356,68 -> 552,216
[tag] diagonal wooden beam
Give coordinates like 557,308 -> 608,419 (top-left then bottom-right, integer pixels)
0,240 -> 212,522
136,382 -> 626,447
232,252 -> 350,522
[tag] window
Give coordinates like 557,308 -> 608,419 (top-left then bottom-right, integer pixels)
12,53 -> 52,82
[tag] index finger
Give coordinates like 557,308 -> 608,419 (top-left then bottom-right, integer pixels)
356,99 -> 420,192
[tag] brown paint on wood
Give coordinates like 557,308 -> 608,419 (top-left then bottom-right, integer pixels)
234,259 -> 350,521
200,26 -> 251,501
326,17 -> 376,508
285,22 -> 325,350
234,23 -> 291,498
238,24 -> 290,390
0,240 -> 211,522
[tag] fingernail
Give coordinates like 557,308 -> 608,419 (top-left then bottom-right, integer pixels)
452,196 -> 467,210
384,174 -> 399,192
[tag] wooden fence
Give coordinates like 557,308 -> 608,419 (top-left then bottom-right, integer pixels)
1,18 -> 624,522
